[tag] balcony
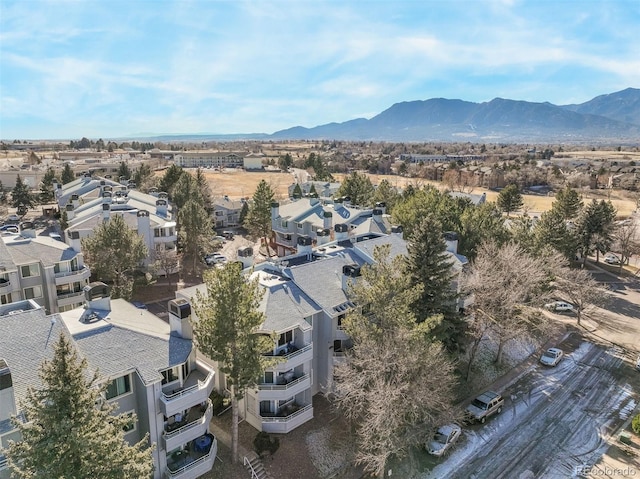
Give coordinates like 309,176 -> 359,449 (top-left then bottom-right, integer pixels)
259,403 -> 314,434
0,278 -> 11,292
165,433 -> 217,479
54,266 -> 91,286
163,400 -> 213,452
56,290 -> 85,308
160,366 -> 215,418
264,343 -> 313,371
257,373 -> 311,401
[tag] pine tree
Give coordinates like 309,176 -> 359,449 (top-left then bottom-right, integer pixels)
534,208 -> 578,260
178,198 -> 213,272
61,163 -> 75,184
81,214 -> 148,299
11,175 -> 34,208
6,334 -> 154,479
245,180 -> 275,256
191,263 -> 272,464
372,179 -> 399,213
497,184 -> 524,216
117,161 -> 131,180
553,186 -> 583,220
335,171 -> 375,207
39,167 -> 58,203
292,183 -> 303,199
405,215 -> 465,351
158,164 -> 184,199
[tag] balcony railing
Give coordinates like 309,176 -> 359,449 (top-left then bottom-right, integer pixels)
258,373 -> 310,391
54,265 -> 89,278
264,343 -> 312,361
166,434 -> 217,479
163,400 -> 213,452
257,403 -> 314,433
0,279 -> 10,291
160,368 -> 215,417
57,290 -> 84,300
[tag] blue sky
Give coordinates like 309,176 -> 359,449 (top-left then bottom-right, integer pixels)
1,0 -> 639,140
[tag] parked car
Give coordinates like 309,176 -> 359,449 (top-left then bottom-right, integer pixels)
0,225 -> 19,233
544,301 -> 574,313
465,391 -> 504,424
540,347 -> 564,367
427,424 -> 462,456
604,254 -> 620,265
5,214 -> 20,224
204,253 -> 227,266
222,231 -> 235,240
213,235 -> 226,243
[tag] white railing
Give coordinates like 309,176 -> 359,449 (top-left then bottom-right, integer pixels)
258,373 -> 309,391
163,400 -> 212,440
280,343 -> 312,362
260,404 -> 313,423
162,371 -> 214,402
57,290 -> 84,300
166,439 -> 216,478
54,266 -> 89,278
244,456 -> 260,479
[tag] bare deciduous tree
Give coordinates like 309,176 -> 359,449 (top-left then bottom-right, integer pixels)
554,267 -> 607,326
613,222 -> 640,271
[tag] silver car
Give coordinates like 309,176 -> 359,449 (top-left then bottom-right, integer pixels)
540,347 -> 564,367
465,391 -> 504,424
427,424 -> 462,456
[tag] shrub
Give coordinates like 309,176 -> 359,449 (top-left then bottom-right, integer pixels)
209,390 -> 225,414
253,431 -> 280,456
632,413 -> 640,435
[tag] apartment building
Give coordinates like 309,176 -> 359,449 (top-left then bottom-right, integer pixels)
212,196 -> 244,229
287,181 -> 341,200
173,152 -> 244,169
0,283 -> 217,479
0,222 -> 91,313
56,175 -> 178,271
270,198 -> 392,257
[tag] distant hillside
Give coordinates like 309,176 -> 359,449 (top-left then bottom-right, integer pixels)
561,87 -> 640,127
270,88 -> 640,143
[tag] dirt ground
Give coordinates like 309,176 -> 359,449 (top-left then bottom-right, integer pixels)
199,169 -> 638,217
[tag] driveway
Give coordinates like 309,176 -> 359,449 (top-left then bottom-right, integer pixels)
423,334 -> 640,479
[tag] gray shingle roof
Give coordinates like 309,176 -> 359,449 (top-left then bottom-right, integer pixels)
3,235 -> 80,266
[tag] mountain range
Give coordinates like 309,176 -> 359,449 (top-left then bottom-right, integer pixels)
270,88 -> 640,143
138,88 -> 640,144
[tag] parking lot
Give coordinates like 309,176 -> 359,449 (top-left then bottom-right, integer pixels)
423,334 -> 640,479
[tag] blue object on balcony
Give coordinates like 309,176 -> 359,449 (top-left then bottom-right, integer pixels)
194,435 -> 212,453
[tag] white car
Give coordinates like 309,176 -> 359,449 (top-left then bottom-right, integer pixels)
204,254 -> 227,266
540,347 -> 564,367
427,424 -> 462,456
545,301 -> 574,313
604,254 -> 620,265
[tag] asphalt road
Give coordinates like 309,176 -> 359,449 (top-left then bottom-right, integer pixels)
425,334 -> 640,479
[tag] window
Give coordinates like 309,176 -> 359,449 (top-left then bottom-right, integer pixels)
161,366 -> 179,385
297,222 -> 304,230
337,314 -> 345,329
281,220 -> 288,228
1,293 -> 12,305
264,371 -> 274,384
278,330 -> 293,347
105,374 -> 131,400
215,211 -> 224,217
24,286 -> 43,300
20,264 -> 40,278
122,411 -> 136,433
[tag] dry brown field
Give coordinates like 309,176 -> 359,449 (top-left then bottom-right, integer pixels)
203,170 -> 638,217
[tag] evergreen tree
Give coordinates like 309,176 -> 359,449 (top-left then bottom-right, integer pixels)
238,201 -> 249,226
553,186 -> 583,220
178,199 -> 213,273
117,161 -> 131,179
61,163 -> 75,184
132,163 -> 153,189
534,208 -> 578,260
291,183 -> 303,199
11,175 -> 34,209
158,164 -> 184,199
278,153 -> 293,171
172,171 -> 199,210
6,334 -> 153,479
195,168 -> 213,213
335,171 -> 375,207
405,215 -> 464,351
497,184 -> 524,216
577,199 -> 617,263
81,214 -> 148,300
459,202 -> 509,260
39,167 -> 58,203
191,262 -> 272,464
372,178 -> 400,214
245,180 -> 275,256
0,181 -> 7,204
308,183 -> 318,198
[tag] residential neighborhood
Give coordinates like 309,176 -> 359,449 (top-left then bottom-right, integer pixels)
0,140 -> 640,479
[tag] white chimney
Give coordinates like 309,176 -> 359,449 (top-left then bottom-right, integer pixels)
444,231 -> 459,254
83,282 -> 111,312
156,199 -> 168,217
297,235 -> 313,255
237,247 -> 254,269
316,229 -> 331,246
375,202 -> 386,214
168,299 -> 193,339
68,230 -> 82,253
341,263 -> 361,292
334,223 -> 349,241
271,202 -> 280,222
323,210 -> 332,230
65,203 -> 75,221
102,203 -> 111,221
19,221 -> 36,238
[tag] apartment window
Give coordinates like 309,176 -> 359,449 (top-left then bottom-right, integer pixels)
1,293 -> 12,305
215,211 -> 224,217
105,374 -> 131,400
122,411 -> 136,433
24,286 -> 43,300
264,371 -> 274,384
20,264 -> 40,278
297,222 -> 304,230
278,330 -> 293,347
154,229 -> 160,238
281,220 -> 288,228
161,366 -> 180,385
